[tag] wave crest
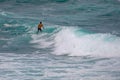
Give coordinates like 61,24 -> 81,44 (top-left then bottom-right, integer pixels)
53,28 -> 120,57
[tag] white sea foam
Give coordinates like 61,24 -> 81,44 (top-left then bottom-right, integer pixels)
3,23 -> 19,27
53,27 -> 120,57
0,38 -> 11,40
30,33 -> 53,48
0,11 -> 14,17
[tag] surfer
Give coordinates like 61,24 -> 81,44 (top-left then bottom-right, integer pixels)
38,22 -> 44,33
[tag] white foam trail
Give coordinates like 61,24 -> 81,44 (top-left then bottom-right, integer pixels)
1,11 -> 7,16
0,11 -> 14,17
30,25 -> 59,49
0,38 -> 12,40
53,28 -> 120,57
30,34 -> 53,48
3,23 -> 20,27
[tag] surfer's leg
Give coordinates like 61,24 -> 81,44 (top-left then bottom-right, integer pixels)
40,28 -> 42,32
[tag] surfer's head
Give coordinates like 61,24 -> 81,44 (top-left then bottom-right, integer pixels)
40,22 -> 42,24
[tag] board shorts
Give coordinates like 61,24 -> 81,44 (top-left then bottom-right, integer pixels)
38,28 -> 42,31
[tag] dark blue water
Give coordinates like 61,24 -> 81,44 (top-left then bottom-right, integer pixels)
0,0 -> 120,80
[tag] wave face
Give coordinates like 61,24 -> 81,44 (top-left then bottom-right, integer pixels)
0,0 -> 120,80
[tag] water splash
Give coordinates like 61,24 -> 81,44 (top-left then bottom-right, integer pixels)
53,27 -> 120,57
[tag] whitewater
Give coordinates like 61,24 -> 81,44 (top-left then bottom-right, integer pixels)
0,0 -> 120,80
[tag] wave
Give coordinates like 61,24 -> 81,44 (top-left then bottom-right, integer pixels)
1,19 -> 120,57
52,27 -> 120,57
28,25 -> 120,57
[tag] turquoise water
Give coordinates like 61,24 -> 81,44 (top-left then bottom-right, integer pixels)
0,0 -> 120,80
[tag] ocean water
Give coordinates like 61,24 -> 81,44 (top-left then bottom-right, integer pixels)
0,0 -> 120,80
